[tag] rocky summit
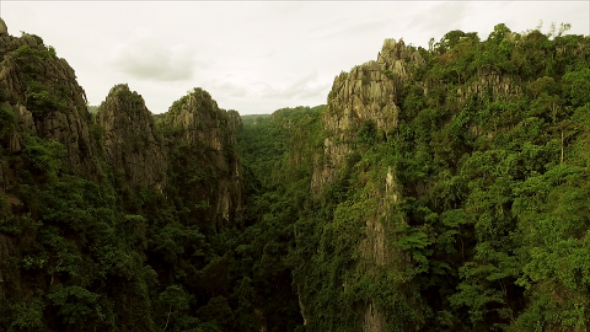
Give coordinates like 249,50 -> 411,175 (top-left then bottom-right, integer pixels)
1,17 -> 590,332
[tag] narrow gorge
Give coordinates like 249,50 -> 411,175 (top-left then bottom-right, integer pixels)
1,17 -> 590,332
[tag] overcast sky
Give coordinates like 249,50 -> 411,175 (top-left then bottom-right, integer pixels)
1,1 -> 588,115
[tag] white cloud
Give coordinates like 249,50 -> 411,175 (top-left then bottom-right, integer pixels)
257,72 -> 330,100
108,27 -> 203,82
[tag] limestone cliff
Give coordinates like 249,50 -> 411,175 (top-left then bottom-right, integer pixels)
306,42 -> 422,330
0,17 -> 7,36
305,39 -> 429,332
302,29 -> 556,332
0,18 -> 253,331
312,39 -> 424,194
0,18 -> 99,192
162,88 -> 243,222
95,84 -> 243,223
0,22 -> 246,330
0,17 -> 243,238
96,84 -> 167,191
313,36 -> 526,194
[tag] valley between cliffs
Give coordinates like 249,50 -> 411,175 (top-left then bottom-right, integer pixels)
2,17 -> 590,332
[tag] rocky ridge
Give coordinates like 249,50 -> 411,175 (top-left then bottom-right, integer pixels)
162,88 -> 243,222
312,39 -> 424,194
303,39 -> 427,332
0,17 -> 243,224
96,84 -> 167,191
304,28 -> 555,332
0,18 -> 99,191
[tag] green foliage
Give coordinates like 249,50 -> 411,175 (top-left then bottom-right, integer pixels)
87,105 -> 99,114
196,296 -> 235,330
378,22 -> 590,332
0,103 -> 16,137
561,68 -> 590,107
110,84 -> 145,106
8,298 -> 46,331
235,105 -> 327,331
357,119 -> 377,145
167,88 -> 216,118
436,29 -> 467,52
47,285 -> 104,328
13,45 -> 72,119
27,89 -> 68,118
384,69 -> 396,80
242,22 -> 590,332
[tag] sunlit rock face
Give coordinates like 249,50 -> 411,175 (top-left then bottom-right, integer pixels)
312,39 -> 425,194
311,36 -> 522,194
301,39 -> 425,332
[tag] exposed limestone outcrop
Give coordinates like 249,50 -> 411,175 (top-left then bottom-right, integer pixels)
306,35 -> 528,332
226,109 -> 243,133
96,85 -> 243,223
96,84 -> 167,191
166,90 -> 242,151
0,21 -> 243,225
308,39 -> 425,332
0,23 -> 99,183
163,88 -> 243,222
363,302 -> 385,332
0,23 -> 246,328
312,39 -> 424,194
312,37 -> 524,194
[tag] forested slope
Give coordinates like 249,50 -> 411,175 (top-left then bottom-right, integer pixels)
0,19 -> 248,331
239,23 -> 590,332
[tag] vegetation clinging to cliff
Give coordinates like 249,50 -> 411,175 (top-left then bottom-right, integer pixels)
287,22 -> 590,331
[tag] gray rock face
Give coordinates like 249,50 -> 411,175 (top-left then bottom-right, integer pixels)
312,39 -> 424,193
312,36 -> 522,195
226,109 -> 243,133
97,85 -> 243,223
0,27 -> 99,182
164,89 -> 243,222
305,35 -> 528,332
307,39 -> 427,332
96,84 -> 167,191
0,24 -> 244,224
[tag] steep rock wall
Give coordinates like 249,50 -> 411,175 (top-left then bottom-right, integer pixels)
0,21 -> 247,331
96,84 -> 167,191
0,20 -> 99,185
94,85 -> 243,223
0,20 -> 245,308
306,39 -> 425,332
312,39 -> 424,194
164,88 -> 243,222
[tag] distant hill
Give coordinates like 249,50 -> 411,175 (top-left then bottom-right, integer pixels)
88,105 -> 99,114
241,113 -> 271,125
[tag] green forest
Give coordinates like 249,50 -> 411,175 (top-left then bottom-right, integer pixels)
1,20 -> 590,332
